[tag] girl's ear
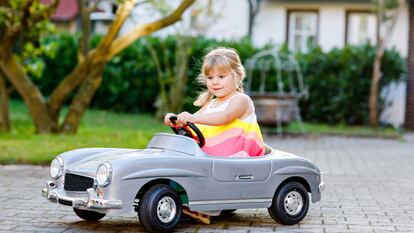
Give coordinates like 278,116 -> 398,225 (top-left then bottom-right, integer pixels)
235,76 -> 241,88
231,71 -> 240,81
235,74 -> 241,83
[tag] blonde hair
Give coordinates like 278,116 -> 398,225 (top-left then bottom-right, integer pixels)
193,47 -> 246,107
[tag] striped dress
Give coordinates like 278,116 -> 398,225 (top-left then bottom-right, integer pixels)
196,95 -> 265,157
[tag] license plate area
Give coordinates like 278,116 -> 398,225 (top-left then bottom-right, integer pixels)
58,199 -> 73,206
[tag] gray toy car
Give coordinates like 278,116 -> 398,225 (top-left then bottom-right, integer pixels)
42,119 -> 324,232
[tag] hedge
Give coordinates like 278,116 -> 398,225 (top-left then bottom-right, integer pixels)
297,45 -> 406,124
30,33 -> 406,125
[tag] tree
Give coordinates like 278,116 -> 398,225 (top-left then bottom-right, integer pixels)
0,0 -> 195,134
0,0 -> 60,133
370,0 -> 404,127
0,69 -> 11,132
247,0 -> 261,38
147,35 -> 192,118
147,0 -> 220,118
76,0 -> 100,62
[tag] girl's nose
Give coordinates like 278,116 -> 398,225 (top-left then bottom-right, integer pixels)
212,77 -> 220,84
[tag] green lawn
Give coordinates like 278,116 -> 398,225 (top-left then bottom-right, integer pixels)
0,101 -> 402,165
0,101 -> 168,165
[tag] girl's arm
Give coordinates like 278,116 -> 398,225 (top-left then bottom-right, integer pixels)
165,101 -> 210,126
178,95 -> 251,126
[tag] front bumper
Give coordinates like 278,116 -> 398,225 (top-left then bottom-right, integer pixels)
318,171 -> 325,192
42,181 -> 122,209
319,181 -> 325,192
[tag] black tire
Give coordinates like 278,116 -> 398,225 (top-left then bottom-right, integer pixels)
73,208 -> 106,221
268,181 -> 309,225
138,184 -> 182,233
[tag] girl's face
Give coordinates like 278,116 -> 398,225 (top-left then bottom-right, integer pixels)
205,69 -> 238,99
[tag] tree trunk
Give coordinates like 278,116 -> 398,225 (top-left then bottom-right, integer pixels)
169,36 -> 190,113
145,41 -> 170,118
247,0 -> 261,38
0,54 -> 57,133
106,0 -> 196,59
0,0 -> 60,134
370,49 -> 384,127
60,64 -> 104,133
77,0 -> 92,62
149,36 -> 191,118
0,0 -> 195,134
49,0 -> 136,121
0,70 -> 10,132
369,0 -> 402,128
48,52 -> 99,121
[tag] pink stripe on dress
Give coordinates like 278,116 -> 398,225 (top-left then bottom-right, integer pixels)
203,137 -> 265,157
204,128 -> 263,148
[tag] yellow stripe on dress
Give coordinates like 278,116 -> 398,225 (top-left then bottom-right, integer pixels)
196,119 -> 263,139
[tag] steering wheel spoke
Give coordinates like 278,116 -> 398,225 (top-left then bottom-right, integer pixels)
169,116 -> 205,147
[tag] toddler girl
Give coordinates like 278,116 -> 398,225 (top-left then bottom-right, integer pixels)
164,47 -> 265,223
165,47 -> 265,157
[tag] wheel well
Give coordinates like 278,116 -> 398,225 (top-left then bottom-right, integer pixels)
135,179 -> 189,206
277,176 -> 311,194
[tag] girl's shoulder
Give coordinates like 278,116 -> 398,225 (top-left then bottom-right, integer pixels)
203,93 -> 252,110
239,93 -> 253,101
230,93 -> 253,105
228,93 -> 254,116
200,99 -> 213,111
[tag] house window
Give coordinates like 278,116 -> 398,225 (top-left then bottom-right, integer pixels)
287,11 -> 318,52
90,0 -> 116,21
346,12 -> 377,45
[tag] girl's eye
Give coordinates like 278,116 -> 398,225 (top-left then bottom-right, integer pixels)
219,75 -> 225,79
206,76 -> 212,80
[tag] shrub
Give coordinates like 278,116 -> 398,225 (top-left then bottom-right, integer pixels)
36,33 -> 78,97
91,35 -> 257,114
297,44 -> 406,125
28,34 -> 406,125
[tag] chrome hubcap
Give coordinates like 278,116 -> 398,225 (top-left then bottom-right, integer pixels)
283,190 -> 303,216
157,196 -> 176,223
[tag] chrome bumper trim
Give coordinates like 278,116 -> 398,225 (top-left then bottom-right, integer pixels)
318,181 -> 325,192
42,181 -> 122,209
190,198 -> 272,206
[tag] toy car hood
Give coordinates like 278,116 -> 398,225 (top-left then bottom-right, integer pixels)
57,133 -> 317,177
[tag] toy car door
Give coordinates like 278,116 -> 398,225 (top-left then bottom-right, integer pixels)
211,157 -> 271,199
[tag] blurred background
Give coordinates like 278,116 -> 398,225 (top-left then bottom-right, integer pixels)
0,0 -> 412,164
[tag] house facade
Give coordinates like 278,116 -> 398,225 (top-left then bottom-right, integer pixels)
41,0 -> 79,33
197,0 -> 407,54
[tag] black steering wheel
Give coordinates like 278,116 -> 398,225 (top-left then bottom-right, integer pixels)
169,115 -> 205,147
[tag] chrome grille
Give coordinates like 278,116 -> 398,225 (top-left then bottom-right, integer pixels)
64,173 -> 94,191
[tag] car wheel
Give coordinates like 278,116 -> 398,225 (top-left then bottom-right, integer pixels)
73,208 -> 106,221
268,181 -> 309,225
138,184 -> 182,233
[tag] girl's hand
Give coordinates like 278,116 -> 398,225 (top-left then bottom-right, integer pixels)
164,113 -> 176,127
177,111 -> 194,125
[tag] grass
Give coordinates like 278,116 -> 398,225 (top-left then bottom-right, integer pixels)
0,100 -> 403,165
0,100 -> 168,165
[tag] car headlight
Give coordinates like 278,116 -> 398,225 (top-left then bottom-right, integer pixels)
96,162 -> 112,187
50,157 -> 64,179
